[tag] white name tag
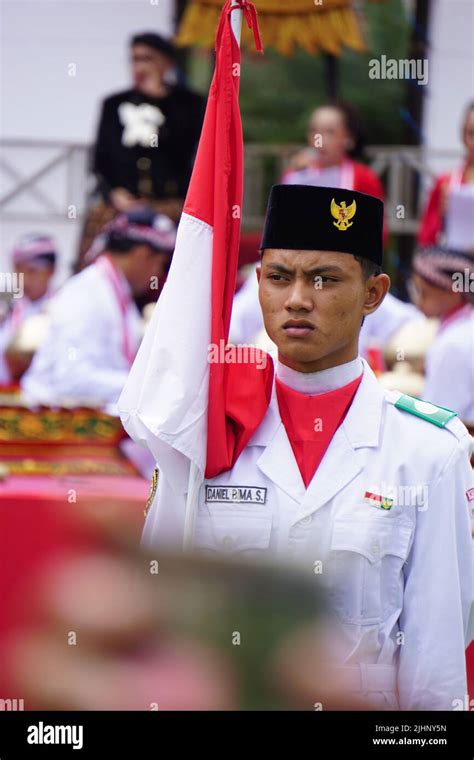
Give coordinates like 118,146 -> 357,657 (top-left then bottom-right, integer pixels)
205,485 -> 267,505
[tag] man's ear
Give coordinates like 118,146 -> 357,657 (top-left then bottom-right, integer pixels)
362,273 -> 391,317
256,265 -> 261,284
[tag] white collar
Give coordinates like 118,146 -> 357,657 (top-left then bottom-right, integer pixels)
249,358 -> 383,450
276,356 -> 363,395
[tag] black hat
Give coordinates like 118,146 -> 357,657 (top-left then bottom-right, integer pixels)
130,32 -> 177,61
260,185 -> 384,266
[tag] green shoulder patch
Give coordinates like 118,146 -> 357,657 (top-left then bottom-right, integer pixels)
394,394 -> 457,428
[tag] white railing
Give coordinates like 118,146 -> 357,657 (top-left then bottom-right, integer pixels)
243,144 -> 462,233
0,139 -> 461,234
0,139 -> 90,222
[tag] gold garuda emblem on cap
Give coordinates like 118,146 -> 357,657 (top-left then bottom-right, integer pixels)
331,198 -> 357,231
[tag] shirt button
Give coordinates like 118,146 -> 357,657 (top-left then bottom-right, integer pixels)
370,541 -> 380,556
300,515 -> 313,526
222,536 -> 235,549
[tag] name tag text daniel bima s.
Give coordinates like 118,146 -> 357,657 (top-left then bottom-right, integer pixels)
205,485 -> 268,505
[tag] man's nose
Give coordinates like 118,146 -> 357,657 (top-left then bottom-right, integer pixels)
284,281 -> 313,312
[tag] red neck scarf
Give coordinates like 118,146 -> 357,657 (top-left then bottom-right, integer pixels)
276,373 -> 363,488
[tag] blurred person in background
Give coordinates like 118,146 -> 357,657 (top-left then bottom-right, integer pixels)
282,100 -> 385,205
229,262 -> 263,346
358,291 -> 423,362
0,234 -> 56,385
230,101 -> 419,354
22,209 -> 176,408
410,246 -> 474,426
79,33 -> 204,266
418,101 -> 474,247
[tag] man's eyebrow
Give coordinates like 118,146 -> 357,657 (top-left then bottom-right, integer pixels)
304,265 -> 345,276
265,263 -> 346,276
264,262 -> 294,274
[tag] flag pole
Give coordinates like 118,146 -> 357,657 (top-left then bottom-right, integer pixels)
230,0 -> 243,45
182,1 -> 244,551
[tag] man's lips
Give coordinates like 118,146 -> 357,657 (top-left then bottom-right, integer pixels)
282,320 -> 315,338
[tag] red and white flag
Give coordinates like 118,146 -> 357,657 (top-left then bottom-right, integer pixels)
119,1 -> 272,540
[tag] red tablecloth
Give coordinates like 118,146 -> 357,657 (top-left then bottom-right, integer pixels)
0,474 -> 149,504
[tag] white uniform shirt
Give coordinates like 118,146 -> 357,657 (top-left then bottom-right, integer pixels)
229,264 -> 262,345
0,294 -> 50,385
359,292 -> 424,356
143,360 -> 474,710
21,260 -> 142,406
423,304 -> 474,426
283,164 -> 345,189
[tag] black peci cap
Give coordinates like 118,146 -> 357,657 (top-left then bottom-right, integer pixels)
260,185 -> 384,266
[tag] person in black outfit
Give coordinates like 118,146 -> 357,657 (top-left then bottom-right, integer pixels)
93,32 -> 205,211
78,33 -> 204,267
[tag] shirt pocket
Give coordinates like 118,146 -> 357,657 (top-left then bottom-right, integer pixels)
193,510 -> 273,557
326,518 -> 413,626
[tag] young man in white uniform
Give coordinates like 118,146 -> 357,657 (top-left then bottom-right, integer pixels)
121,186 -> 474,710
410,246 -> 474,427
0,234 -> 57,384
22,209 -> 176,407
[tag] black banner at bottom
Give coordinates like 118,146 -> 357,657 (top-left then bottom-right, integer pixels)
0,711 -> 473,758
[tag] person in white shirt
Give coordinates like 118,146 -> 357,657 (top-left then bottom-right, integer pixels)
22,209 -> 176,407
0,234 -> 57,385
121,185 -> 474,710
229,263 -> 261,345
359,292 -> 424,359
410,246 -> 474,426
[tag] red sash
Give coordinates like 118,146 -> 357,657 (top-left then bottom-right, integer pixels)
97,255 -> 136,367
